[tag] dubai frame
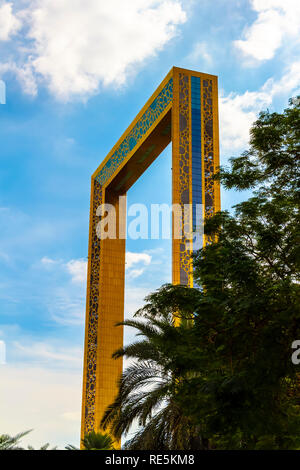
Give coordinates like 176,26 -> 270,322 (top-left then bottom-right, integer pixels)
81,67 -> 220,440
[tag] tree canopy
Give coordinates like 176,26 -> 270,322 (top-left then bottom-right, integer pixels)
105,98 -> 300,449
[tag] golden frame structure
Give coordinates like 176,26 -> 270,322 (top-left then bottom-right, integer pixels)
81,67 -> 220,441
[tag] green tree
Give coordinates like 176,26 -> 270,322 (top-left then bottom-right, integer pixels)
101,313 -> 207,450
67,431 -> 115,450
104,98 -> 300,449
0,430 -> 31,450
27,443 -> 57,450
0,430 -> 56,450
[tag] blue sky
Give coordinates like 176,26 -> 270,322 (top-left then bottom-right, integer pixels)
0,0 -> 299,448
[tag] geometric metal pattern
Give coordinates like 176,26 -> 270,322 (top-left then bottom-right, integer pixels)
82,179 -> 102,434
177,73 -> 192,285
95,79 -> 173,186
81,67 -> 220,442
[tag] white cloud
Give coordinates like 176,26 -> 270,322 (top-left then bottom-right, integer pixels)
125,251 -> 151,270
127,268 -> 145,279
65,259 -> 87,284
0,61 -> 38,95
125,251 -> 151,279
41,256 -> 87,284
266,61 -> 300,96
220,88 -> 269,151
186,41 -> 212,65
41,256 -> 58,266
234,0 -> 300,62
13,340 -> 82,368
0,2 -> 21,41
49,288 -> 86,326
219,60 -> 300,151
124,285 -> 149,317
39,256 -> 87,325
2,0 -> 186,100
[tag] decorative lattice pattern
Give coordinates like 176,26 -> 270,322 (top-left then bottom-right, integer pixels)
95,78 -> 173,186
202,79 -> 214,218
84,179 -> 103,432
82,70 -> 219,440
191,75 -> 202,225
178,73 -> 192,286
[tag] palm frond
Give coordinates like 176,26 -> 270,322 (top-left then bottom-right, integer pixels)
82,431 -> 115,450
0,430 -> 32,450
101,305 -> 203,449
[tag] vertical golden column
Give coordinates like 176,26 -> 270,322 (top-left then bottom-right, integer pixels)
212,77 -> 221,213
81,182 -> 126,446
172,69 -> 180,286
81,178 -> 103,440
95,192 -> 125,442
202,77 -> 220,244
172,69 -> 193,288
172,69 -> 220,285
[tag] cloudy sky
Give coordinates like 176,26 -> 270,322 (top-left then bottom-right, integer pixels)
0,0 -> 299,449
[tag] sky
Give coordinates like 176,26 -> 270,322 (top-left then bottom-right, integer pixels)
0,0 -> 299,449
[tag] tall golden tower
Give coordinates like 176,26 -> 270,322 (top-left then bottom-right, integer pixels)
81,67 -> 220,442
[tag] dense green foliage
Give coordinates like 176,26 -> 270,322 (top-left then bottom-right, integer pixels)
65,431 -> 115,450
104,99 -> 300,449
101,314 -> 208,450
81,431 -> 115,450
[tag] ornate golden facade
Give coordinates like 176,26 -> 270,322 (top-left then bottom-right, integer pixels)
81,67 -> 220,442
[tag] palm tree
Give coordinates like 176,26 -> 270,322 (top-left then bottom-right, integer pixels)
101,309 -> 206,450
82,431 -> 115,450
65,443 -> 79,450
0,430 -> 31,450
66,431 -> 115,450
0,430 -> 56,450
27,443 -> 57,450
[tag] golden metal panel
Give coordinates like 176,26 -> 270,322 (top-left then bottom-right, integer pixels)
81,67 -> 220,446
